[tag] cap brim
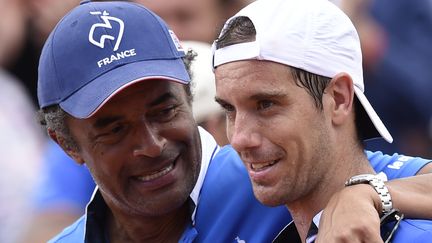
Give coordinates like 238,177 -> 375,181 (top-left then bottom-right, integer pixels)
354,86 -> 393,143
60,58 -> 190,119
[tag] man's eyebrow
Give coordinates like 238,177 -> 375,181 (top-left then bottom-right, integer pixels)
250,91 -> 287,100
93,116 -> 122,129
215,91 -> 287,105
149,92 -> 177,106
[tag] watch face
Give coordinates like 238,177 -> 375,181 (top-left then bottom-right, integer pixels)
345,174 -> 375,186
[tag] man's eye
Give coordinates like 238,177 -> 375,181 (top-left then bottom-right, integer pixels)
221,103 -> 235,112
103,124 -> 125,137
94,124 -> 127,145
257,100 -> 274,110
150,105 -> 178,122
161,106 -> 176,115
220,104 -> 235,121
110,125 -> 124,134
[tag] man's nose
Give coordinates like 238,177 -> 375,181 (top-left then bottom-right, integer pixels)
132,123 -> 166,158
228,113 -> 261,153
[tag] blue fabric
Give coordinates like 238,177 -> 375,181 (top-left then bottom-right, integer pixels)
33,141 -> 95,212
49,216 -> 86,243
47,147 -> 431,242
180,223 -> 198,243
366,150 -> 431,178
382,219 -> 432,243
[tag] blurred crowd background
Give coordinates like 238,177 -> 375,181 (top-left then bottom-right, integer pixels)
0,0 -> 431,242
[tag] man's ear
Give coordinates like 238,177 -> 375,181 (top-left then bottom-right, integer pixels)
48,128 -> 85,165
326,72 -> 355,125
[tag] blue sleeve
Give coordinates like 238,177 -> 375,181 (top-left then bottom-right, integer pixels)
32,141 -> 95,213
383,219 -> 432,243
366,150 -> 432,179
48,216 -> 87,243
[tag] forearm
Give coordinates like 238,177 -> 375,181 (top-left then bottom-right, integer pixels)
317,164 -> 432,242
416,162 -> 432,175
386,172 -> 432,219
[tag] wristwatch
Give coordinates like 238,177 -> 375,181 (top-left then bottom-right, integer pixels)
345,173 -> 393,215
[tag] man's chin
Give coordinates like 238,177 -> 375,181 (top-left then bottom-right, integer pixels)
252,185 -> 287,207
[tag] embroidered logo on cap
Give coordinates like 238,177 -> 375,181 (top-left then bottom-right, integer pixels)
89,10 -> 124,51
88,10 -> 137,68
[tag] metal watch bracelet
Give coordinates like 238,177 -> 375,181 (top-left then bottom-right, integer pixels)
345,173 -> 393,214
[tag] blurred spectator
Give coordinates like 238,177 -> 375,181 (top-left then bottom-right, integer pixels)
0,70 -> 45,243
338,0 -> 432,157
134,0 -> 222,43
7,0 -> 81,106
26,0 -> 81,47
183,41 -> 229,146
0,0 -> 27,67
0,1 -> 46,242
134,0 -> 252,43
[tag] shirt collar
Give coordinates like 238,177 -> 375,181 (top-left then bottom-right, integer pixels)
189,126 -> 219,223
312,211 -> 323,229
272,211 -> 323,243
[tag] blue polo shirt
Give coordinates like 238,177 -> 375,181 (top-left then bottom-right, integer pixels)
48,142 -> 431,242
272,212 -> 432,243
194,148 -> 431,243
381,219 -> 432,242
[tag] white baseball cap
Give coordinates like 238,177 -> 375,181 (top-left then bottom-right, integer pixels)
212,0 -> 393,143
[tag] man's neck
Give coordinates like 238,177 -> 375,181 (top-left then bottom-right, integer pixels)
108,202 -> 190,243
286,150 -> 376,242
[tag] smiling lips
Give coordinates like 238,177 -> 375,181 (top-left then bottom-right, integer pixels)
136,163 -> 175,182
249,160 -> 278,171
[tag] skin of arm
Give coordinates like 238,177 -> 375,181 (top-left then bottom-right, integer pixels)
316,163 -> 432,242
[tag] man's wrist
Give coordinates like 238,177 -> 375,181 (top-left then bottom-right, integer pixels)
345,173 -> 393,215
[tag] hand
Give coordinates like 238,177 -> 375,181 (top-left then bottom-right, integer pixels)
316,184 -> 383,243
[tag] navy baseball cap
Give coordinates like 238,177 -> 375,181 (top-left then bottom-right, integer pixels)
38,0 -> 190,118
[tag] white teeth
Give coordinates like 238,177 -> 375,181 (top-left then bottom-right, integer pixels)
250,160 -> 277,170
137,164 -> 174,182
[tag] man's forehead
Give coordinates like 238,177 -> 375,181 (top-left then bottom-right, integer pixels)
215,60 -> 293,84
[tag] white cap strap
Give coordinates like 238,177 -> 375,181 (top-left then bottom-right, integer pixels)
213,42 -> 260,69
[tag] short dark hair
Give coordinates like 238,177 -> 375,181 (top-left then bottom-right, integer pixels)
215,16 -> 366,143
38,49 -> 197,151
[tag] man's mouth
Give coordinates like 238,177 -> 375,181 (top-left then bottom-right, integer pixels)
136,163 -> 175,182
250,160 -> 279,171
